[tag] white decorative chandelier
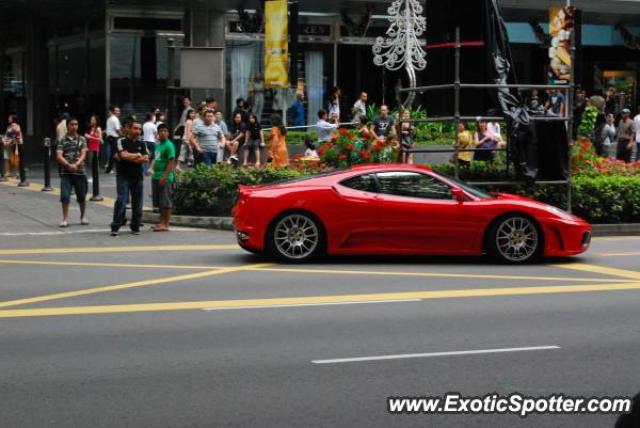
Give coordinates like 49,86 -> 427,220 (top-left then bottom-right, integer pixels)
372,0 -> 427,106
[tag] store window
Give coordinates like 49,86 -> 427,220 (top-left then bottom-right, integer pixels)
225,38 -> 333,127
109,33 -> 183,117
2,49 -> 26,120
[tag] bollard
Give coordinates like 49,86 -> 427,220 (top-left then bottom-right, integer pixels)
17,142 -> 28,187
42,137 -> 53,191
89,150 -> 103,201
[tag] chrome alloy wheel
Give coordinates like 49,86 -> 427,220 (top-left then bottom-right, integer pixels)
495,217 -> 539,262
273,214 -> 319,259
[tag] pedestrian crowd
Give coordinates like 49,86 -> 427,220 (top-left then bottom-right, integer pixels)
1,84 -> 637,233
526,86 -> 639,162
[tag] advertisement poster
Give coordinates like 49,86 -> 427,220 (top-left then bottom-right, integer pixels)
264,0 -> 289,89
548,6 -> 574,84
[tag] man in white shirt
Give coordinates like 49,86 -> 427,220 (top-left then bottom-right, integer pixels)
316,109 -> 338,143
352,92 -> 368,124
105,105 -> 122,173
55,113 -> 69,142
142,112 -> 158,175
634,107 -> 640,161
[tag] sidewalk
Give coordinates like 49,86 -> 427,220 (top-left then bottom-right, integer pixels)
0,165 -> 155,235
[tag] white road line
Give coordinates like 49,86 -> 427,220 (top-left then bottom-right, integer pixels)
202,299 -> 423,311
312,345 -> 561,365
0,227 -> 200,236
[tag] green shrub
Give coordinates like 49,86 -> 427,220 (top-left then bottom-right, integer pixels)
173,164 -> 302,216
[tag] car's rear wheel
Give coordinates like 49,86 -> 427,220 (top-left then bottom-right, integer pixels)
488,215 -> 542,263
267,212 -> 324,262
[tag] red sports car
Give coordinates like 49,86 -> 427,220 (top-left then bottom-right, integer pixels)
233,164 -> 591,263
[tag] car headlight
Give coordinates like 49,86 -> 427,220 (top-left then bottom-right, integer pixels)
546,205 -> 577,220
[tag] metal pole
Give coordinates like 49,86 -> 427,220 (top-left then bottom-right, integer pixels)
566,17 -> 576,214
453,27 -> 461,180
167,37 -> 175,129
17,143 -> 28,187
42,138 -> 53,191
89,150 -> 103,201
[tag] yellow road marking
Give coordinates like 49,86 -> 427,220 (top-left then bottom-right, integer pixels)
0,244 -> 239,255
0,281 -> 638,318
0,178 -> 117,208
245,266 -> 628,284
0,263 -> 272,309
0,259 -> 627,283
0,259 -> 221,270
553,263 -> 640,281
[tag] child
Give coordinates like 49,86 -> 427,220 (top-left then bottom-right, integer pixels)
151,124 -> 176,231
303,137 -> 319,159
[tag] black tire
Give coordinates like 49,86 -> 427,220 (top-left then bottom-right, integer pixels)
486,215 -> 542,264
266,211 -> 326,262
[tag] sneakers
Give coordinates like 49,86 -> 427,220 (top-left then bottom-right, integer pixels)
110,231 -> 119,236
80,217 -> 90,225
59,221 -> 69,228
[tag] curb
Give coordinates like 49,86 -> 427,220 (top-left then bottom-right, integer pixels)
141,211 -> 235,231
142,211 -> 640,237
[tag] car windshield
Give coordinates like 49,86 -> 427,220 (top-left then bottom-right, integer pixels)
259,169 -> 348,187
442,175 -> 493,199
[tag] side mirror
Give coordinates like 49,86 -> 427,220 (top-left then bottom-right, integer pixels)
452,188 -> 465,203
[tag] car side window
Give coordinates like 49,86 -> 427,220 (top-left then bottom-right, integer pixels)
340,174 -> 377,192
376,171 -> 452,200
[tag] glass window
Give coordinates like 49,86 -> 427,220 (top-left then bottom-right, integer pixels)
376,172 -> 452,200
340,174 -> 377,192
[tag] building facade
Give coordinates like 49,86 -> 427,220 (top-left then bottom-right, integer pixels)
0,0 -> 638,158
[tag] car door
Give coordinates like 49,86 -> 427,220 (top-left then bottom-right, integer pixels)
330,173 -> 385,251
374,171 -> 477,253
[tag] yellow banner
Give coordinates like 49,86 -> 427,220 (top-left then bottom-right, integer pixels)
264,0 -> 289,89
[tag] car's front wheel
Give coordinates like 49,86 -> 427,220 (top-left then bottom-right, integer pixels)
267,212 -> 325,262
488,215 -> 542,263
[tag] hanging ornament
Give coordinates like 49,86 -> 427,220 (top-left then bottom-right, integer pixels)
372,0 -> 427,106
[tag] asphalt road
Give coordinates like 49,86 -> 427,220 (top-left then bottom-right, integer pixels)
1,178 -> 639,427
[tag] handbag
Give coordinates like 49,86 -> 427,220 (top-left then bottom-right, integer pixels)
9,142 -> 19,169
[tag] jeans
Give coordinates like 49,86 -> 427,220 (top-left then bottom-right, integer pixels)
199,150 -> 217,167
111,175 -> 143,232
636,142 -> 640,162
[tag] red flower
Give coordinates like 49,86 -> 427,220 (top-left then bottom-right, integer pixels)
338,154 -> 347,161
346,144 -> 355,151
338,128 -> 350,136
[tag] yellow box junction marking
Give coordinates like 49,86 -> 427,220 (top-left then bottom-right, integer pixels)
553,263 -> 640,281
0,281 -> 638,318
0,263 -> 272,309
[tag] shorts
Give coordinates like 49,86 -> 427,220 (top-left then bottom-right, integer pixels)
152,179 -> 174,210
244,139 -> 260,150
60,174 -> 88,204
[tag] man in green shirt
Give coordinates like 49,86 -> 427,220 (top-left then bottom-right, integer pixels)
151,124 -> 176,231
